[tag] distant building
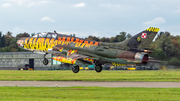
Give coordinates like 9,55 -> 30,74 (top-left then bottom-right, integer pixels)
0,52 -> 52,70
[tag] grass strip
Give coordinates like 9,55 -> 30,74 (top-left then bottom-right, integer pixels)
0,86 -> 180,101
0,70 -> 180,81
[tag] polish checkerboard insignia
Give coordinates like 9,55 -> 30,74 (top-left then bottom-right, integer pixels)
141,33 -> 147,39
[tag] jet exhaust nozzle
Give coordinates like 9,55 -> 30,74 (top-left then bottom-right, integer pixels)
134,53 -> 149,64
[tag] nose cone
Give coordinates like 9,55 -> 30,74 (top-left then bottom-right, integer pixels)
17,39 -> 24,48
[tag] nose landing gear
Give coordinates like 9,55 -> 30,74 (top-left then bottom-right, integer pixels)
43,53 -> 49,65
72,65 -> 80,73
43,58 -> 49,65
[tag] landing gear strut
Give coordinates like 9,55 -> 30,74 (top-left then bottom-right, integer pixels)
72,65 -> 79,73
43,53 -> 49,65
94,61 -> 102,73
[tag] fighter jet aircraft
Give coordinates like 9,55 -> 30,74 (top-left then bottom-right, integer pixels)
17,27 -> 160,73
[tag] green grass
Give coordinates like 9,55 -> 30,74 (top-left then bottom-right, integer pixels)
0,70 -> 180,81
0,86 -> 180,101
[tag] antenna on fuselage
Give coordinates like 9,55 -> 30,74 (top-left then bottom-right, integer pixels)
54,30 -> 57,34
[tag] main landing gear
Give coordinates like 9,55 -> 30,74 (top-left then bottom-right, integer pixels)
72,65 -> 79,73
94,61 -> 102,73
43,53 -> 49,65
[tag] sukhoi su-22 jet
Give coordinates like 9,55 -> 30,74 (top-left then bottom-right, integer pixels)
17,27 -> 160,73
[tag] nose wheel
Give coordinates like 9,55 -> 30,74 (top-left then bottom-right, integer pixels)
72,65 -> 79,73
43,53 -> 49,65
43,58 -> 49,65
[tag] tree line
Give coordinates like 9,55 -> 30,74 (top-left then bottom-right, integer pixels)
85,32 -> 132,42
0,31 -> 179,66
150,32 -> 180,65
0,31 -> 31,52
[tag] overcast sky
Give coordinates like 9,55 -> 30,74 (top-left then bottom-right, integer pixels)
0,0 -> 180,38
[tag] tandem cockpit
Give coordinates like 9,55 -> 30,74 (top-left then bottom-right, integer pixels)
33,32 -> 57,39
32,31 -> 72,65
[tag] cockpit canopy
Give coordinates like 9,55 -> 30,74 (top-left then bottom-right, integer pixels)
33,32 -> 57,39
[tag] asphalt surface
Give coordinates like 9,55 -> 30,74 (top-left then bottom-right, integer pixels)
0,81 -> 180,88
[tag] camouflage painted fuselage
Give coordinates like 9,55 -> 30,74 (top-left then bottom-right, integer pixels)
17,35 -> 135,66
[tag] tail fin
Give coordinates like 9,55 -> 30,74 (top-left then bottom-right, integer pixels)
100,27 -> 160,50
127,27 -> 160,49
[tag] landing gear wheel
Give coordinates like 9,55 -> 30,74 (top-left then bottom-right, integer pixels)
43,58 -> 49,65
95,65 -> 102,73
72,65 -> 79,73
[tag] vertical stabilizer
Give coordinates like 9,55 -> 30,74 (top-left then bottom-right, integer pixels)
127,27 -> 160,49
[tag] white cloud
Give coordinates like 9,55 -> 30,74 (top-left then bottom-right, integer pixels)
99,4 -> 121,8
143,17 -> 166,25
173,9 -> 180,13
98,4 -> 132,10
39,0 -> 55,4
28,0 -> 56,7
2,3 -> 12,7
11,0 -> 26,6
72,2 -> 85,7
28,2 -> 35,7
40,17 -> 55,22
4,0 -> 55,7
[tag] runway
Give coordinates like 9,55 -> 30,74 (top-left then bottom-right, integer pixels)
0,81 -> 180,88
